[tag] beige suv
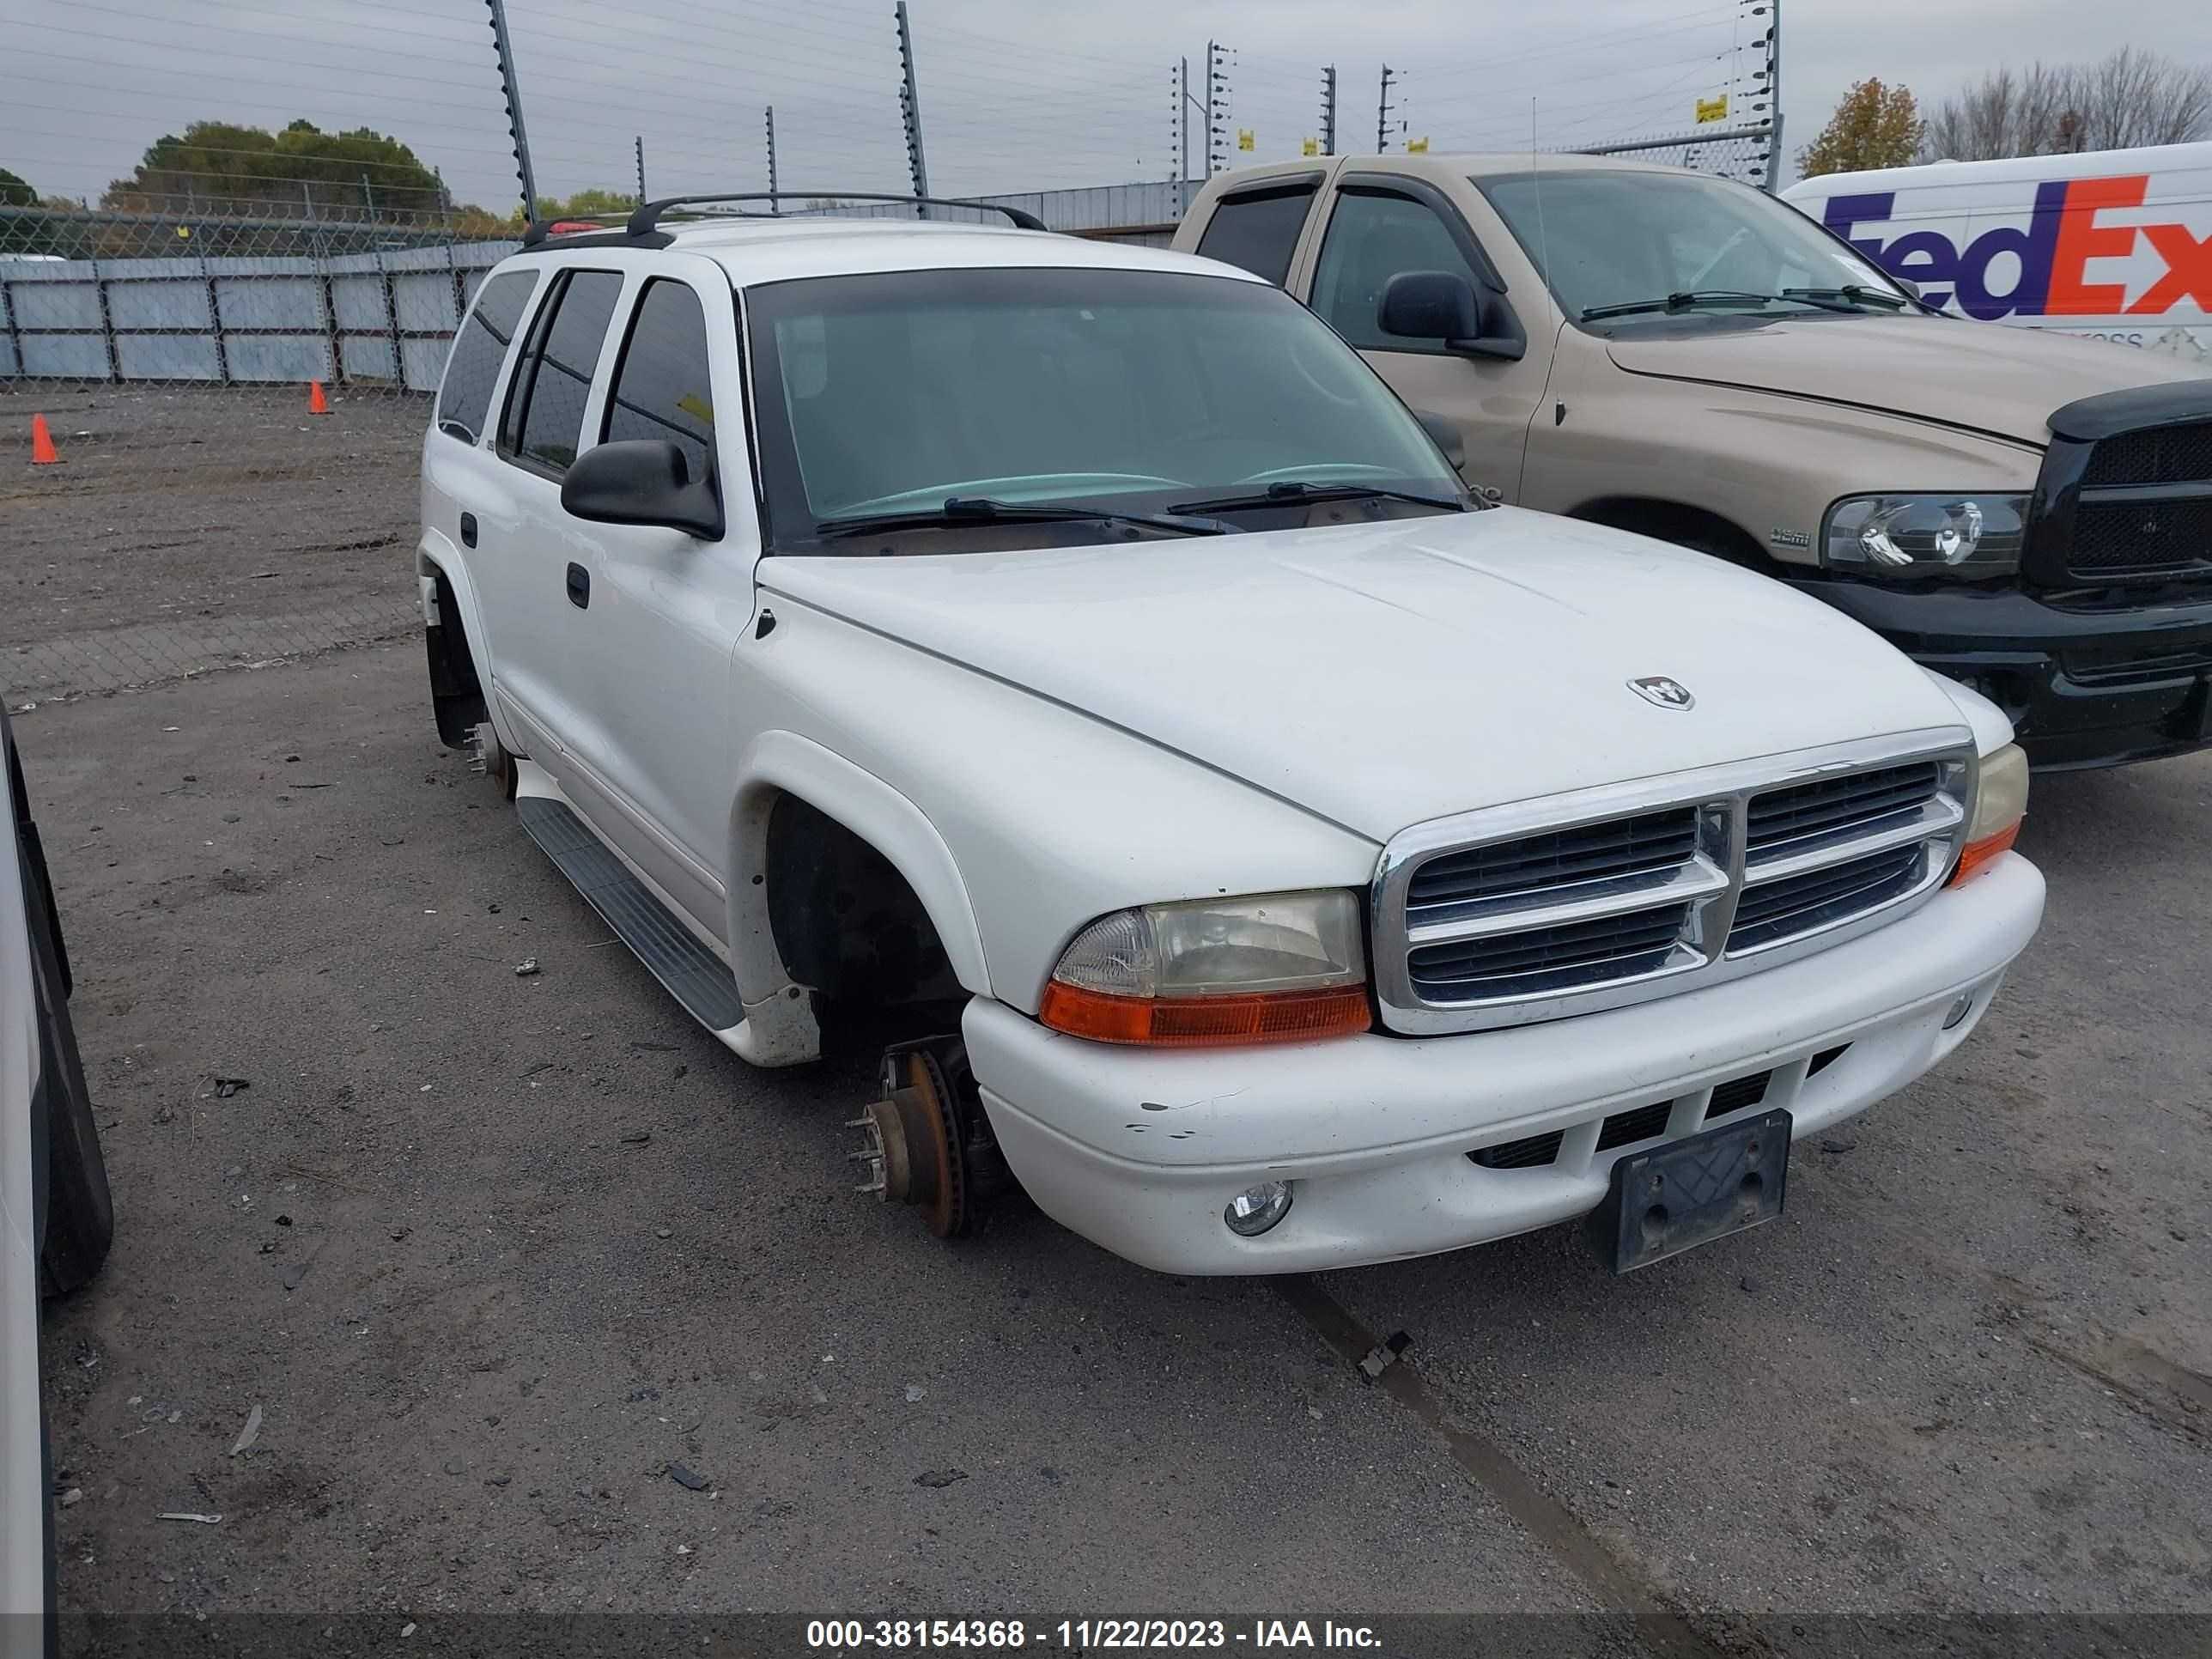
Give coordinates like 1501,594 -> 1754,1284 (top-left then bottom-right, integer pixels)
1175,155 -> 2212,771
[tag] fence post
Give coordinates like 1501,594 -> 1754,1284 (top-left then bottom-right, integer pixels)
895,1 -> 931,217
380,253 -> 405,386
1377,65 -> 1395,154
203,252 -> 231,386
1205,42 -> 1225,177
486,0 -> 539,222
91,260 -> 122,384
765,107 -> 781,215
1763,0 -> 1784,191
1321,65 -> 1337,156
635,136 -> 647,204
2,268 -> 20,380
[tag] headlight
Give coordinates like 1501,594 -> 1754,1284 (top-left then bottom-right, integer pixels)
1823,494 -> 2027,579
1038,890 -> 1371,1047
1950,742 -> 2028,886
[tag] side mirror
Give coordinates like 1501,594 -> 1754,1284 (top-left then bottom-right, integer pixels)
560,440 -> 723,539
1378,270 -> 1526,362
1892,276 -> 1923,301
1415,410 -> 1466,472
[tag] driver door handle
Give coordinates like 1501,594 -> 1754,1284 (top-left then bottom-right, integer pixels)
565,562 -> 590,609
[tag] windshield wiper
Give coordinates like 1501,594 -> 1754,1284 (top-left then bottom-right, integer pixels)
1780,284 -> 1913,312
1580,289 -> 1856,321
1168,481 -> 1468,515
812,495 -> 1228,540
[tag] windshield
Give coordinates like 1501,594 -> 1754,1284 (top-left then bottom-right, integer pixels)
742,267 -> 1465,553
1475,168 -> 1912,325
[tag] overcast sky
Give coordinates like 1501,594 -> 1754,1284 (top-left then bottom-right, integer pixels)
3,0 -> 2209,215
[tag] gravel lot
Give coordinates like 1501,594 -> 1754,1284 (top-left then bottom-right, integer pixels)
7,386 -> 2209,1655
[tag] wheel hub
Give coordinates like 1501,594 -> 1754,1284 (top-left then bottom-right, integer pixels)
848,1037 -> 998,1239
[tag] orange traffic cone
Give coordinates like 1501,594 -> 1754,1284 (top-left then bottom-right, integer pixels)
307,380 -> 331,416
29,414 -> 59,465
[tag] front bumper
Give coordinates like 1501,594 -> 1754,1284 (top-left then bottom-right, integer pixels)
1796,577 -> 2212,770
967,853 -> 2044,1275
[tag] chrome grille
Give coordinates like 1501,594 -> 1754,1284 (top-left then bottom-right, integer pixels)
1407,805 -> 1698,915
1373,732 -> 1974,1036
1745,761 -> 1940,859
1728,842 -> 1926,952
1407,902 -> 1691,1000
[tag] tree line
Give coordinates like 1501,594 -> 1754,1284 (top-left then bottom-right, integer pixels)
1799,46 -> 2212,179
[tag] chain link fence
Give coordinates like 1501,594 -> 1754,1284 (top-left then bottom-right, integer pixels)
2,0 -> 1786,706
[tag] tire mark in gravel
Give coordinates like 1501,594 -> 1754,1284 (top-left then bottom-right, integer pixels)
1277,1275 -> 1735,1659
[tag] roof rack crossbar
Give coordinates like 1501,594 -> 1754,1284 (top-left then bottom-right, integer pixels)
624,192 -> 1048,237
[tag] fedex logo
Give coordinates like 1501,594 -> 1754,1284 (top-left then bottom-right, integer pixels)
1820,174 -> 2212,321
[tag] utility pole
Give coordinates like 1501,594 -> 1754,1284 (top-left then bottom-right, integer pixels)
484,0 -> 538,222
1321,65 -> 1337,156
765,106 -> 781,216
895,1 -> 931,218
634,135 -> 647,204
1205,41 -> 1229,177
1377,64 -> 1395,154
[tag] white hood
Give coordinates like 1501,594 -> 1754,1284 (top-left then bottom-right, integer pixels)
762,507 -> 1972,842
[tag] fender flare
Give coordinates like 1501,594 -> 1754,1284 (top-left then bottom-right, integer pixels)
730,731 -> 993,1005
416,532 -> 522,756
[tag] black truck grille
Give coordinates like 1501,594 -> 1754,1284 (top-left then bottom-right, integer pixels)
2081,422 -> 2212,486
2066,419 -> 2212,581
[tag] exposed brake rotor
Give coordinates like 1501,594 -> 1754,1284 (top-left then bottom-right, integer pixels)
467,720 -> 517,800
848,1036 -> 1000,1239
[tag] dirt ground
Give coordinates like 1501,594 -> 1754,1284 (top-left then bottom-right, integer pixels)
0,382 -> 425,650
6,385 -> 2209,1656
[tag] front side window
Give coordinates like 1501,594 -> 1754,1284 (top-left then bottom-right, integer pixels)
1194,185 -> 1317,286
436,269 -> 538,443
744,266 -> 1466,554
602,278 -> 715,482
1477,168 -> 1914,325
500,268 -> 624,476
1310,191 -> 1485,350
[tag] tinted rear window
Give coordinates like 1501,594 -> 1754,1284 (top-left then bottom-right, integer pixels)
1194,185 -> 1316,286
501,269 -> 624,476
436,270 -> 538,443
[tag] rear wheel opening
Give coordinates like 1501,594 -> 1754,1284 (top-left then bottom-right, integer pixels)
423,568 -> 489,751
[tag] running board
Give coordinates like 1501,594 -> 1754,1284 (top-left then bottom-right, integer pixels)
515,793 -> 746,1034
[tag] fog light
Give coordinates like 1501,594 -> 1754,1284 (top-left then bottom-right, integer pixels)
1224,1181 -> 1294,1237
1943,994 -> 1975,1030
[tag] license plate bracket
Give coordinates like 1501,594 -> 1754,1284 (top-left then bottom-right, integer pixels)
1584,1108 -> 1790,1273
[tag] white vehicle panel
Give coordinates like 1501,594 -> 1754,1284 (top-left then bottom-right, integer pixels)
761,507 -> 1973,841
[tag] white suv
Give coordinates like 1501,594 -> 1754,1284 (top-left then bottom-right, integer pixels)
418,195 -> 2045,1276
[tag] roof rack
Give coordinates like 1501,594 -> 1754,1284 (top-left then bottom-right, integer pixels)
519,191 -> 1048,249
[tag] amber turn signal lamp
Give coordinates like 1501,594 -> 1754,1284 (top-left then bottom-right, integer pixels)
1948,820 -> 2020,888
1038,982 -> 1372,1048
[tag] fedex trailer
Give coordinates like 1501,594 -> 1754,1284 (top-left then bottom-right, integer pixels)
1782,143 -> 2212,365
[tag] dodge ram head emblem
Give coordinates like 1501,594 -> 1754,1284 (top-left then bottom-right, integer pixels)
1628,676 -> 1695,710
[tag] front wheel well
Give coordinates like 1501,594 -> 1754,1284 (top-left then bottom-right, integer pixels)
1568,498 -> 1786,573
763,793 -> 965,1048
